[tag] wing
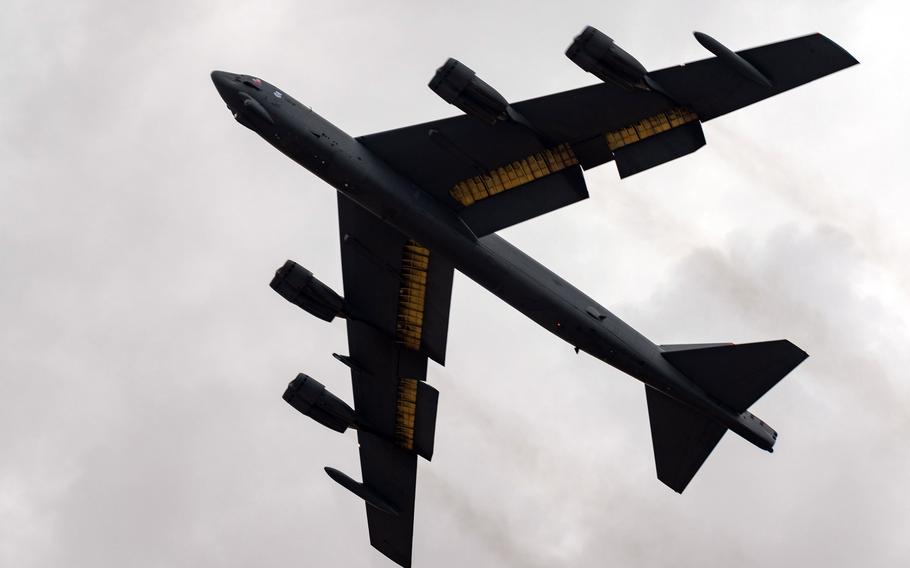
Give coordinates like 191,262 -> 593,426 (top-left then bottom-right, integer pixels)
358,33 -> 856,232
648,33 -> 858,121
334,193 -> 453,568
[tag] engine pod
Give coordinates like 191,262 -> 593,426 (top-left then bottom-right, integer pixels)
429,58 -> 510,125
270,260 -> 345,322
566,26 -> 649,90
283,373 -> 356,433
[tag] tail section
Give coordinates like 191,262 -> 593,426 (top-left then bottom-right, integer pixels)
660,340 -> 808,412
647,340 -> 808,493
646,387 -> 726,493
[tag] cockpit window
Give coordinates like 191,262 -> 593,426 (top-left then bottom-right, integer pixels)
242,77 -> 263,90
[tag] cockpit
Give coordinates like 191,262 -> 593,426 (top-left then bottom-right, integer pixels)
241,76 -> 263,90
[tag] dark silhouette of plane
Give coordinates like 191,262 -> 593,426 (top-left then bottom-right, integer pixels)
212,27 -> 857,567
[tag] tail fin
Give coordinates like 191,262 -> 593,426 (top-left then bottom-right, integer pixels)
646,387 -> 726,493
660,340 -> 808,413
647,340 -> 808,493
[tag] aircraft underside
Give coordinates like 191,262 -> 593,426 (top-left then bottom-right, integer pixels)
212,25 -> 856,567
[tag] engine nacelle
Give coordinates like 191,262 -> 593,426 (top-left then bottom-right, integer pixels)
566,26 -> 649,90
429,58 -> 510,125
270,260 -> 344,322
283,373 -> 356,433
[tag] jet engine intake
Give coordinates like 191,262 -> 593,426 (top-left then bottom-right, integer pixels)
270,260 -> 345,322
429,58 -> 510,125
566,26 -> 649,90
283,373 -> 356,433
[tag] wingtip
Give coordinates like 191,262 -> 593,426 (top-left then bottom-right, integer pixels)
659,475 -> 688,494
815,32 -> 861,67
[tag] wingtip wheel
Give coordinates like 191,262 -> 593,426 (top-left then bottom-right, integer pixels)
332,352 -> 370,374
693,31 -> 774,88
324,467 -> 400,516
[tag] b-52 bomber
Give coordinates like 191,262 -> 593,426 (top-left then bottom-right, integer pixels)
212,26 -> 857,567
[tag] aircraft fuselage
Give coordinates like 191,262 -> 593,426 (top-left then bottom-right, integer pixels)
211,71 -> 775,452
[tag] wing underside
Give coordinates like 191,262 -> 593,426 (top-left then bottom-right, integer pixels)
357,33 -> 856,233
318,31 -> 855,563
335,193 -> 453,567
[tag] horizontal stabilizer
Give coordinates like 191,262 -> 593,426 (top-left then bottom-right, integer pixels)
660,342 -> 732,352
661,340 -> 808,412
646,386 -> 726,493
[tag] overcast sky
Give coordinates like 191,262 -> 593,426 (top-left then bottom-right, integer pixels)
2,1 -> 908,566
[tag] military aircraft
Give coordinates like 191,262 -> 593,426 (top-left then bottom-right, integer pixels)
212,26 -> 857,567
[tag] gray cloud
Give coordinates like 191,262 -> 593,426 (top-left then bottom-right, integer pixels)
1,1 -> 906,567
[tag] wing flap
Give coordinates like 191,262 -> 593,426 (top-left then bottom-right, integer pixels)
413,380 -> 439,461
457,165 -> 588,236
338,194 -> 453,365
613,120 -> 705,178
420,247 -> 454,365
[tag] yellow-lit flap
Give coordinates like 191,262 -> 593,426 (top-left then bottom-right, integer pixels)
395,241 -> 430,350
450,143 -> 579,206
395,377 -> 419,450
449,108 -> 698,207
605,107 -> 698,151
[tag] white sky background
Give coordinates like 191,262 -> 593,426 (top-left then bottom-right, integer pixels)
2,0 -> 908,566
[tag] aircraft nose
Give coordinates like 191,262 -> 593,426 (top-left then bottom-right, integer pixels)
211,70 -> 238,100
210,69 -> 230,82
